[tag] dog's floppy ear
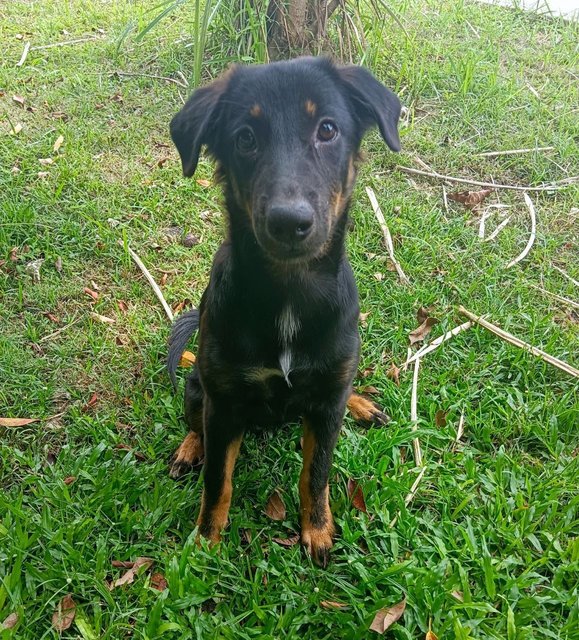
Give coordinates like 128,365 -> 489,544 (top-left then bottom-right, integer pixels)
170,71 -> 233,177
338,65 -> 401,152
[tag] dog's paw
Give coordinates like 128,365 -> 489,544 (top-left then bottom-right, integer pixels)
301,522 -> 335,568
169,432 -> 204,479
347,392 -> 390,427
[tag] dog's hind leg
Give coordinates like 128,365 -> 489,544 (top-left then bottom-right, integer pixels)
347,392 -> 390,427
169,369 -> 205,479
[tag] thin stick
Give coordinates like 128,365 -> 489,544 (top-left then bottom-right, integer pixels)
452,412 -> 465,452
478,208 -> 494,239
16,41 -> 31,67
404,320 -> 473,367
484,216 -> 512,242
389,466 -> 427,528
122,243 -> 174,321
552,264 -> 579,288
442,186 -> 449,214
39,315 -> 82,343
528,283 -> 579,311
31,36 -> 101,51
410,357 -> 423,467
506,193 -> 536,268
458,305 -> 579,378
365,187 -> 410,285
476,146 -> 555,158
112,70 -> 188,89
396,165 -> 578,192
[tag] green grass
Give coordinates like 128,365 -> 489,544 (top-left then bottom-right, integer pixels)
1,1 -> 578,638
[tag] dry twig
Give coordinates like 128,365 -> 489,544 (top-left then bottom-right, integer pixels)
404,320 -> 473,367
528,284 -> 579,311
39,315 -> 82,343
484,216 -> 512,242
112,70 -> 188,89
396,165 -> 577,192
506,193 -> 536,268
476,146 -> 555,158
458,306 -> 579,378
16,42 -> 31,67
122,243 -> 174,321
365,187 -> 410,285
31,36 -> 101,51
552,264 -> 579,288
410,357 -> 423,467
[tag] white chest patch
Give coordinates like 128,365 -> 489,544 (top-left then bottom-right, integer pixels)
279,349 -> 293,387
277,305 -> 301,344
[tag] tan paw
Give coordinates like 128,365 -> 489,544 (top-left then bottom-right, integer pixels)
301,521 -> 335,568
169,432 -> 204,479
347,393 -> 390,427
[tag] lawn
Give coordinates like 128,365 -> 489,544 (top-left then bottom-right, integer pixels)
1,1 -> 578,638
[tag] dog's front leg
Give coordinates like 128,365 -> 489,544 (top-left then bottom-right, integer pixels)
197,400 -> 244,543
300,406 -> 343,567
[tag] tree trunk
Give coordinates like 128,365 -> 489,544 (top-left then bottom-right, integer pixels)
266,0 -> 341,60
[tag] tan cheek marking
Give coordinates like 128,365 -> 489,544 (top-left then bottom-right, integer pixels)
305,100 -> 317,117
250,104 -> 262,117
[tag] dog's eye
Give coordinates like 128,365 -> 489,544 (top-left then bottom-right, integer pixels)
317,120 -> 339,142
236,128 -> 257,154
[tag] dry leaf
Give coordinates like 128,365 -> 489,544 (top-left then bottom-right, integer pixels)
157,156 -> 170,168
10,123 -> 23,135
90,312 -> 115,324
417,305 -> 436,325
37,171 -> 50,179
179,351 -> 196,367
109,557 -> 153,590
347,479 -> 367,513
82,392 -> 98,412
111,560 -> 135,568
150,572 -> 168,591
12,95 -> 25,106
272,534 -> 300,547
55,256 -> 62,272
387,363 -> 401,386
409,317 -> 438,346
83,287 -> 99,302
0,417 -> 38,427
160,272 -> 168,286
370,598 -> 406,634
426,631 -> 438,640
52,594 -> 76,632
43,312 -> 59,324
435,410 -> 447,427
25,258 -> 44,283
50,111 -> 68,121
53,135 -> 64,152
451,590 -> 464,602
321,601 -> 348,610
118,300 -> 128,313
2,612 -> 19,629
359,311 -> 370,326
196,179 -> 211,187
9,247 -> 19,262
181,233 -> 200,248
447,189 -> 493,210
359,385 -> 379,395
63,476 -> 76,485
265,489 -> 286,521
39,158 -> 54,166
373,272 -> 384,281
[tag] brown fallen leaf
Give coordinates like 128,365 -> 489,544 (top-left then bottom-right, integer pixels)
265,489 -> 286,521
347,478 -> 367,513
82,392 -> 98,412
43,312 -> 60,324
1,613 -> 19,629
417,305 -> 436,325
447,188 -> 493,210
409,317 -> 438,346
9,247 -> 19,262
435,410 -> 447,427
160,272 -> 168,286
63,476 -> 76,485
112,560 -> 135,568
272,534 -> 300,547
117,300 -> 128,313
196,178 -> 211,188
53,135 -> 64,152
181,233 -> 200,248
0,417 -> 38,427
387,363 -> 400,386
52,594 -> 76,632
109,557 -> 153,590
50,111 -> 69,121
151,572 -> 168,591
179,351 -> 196,367
83,287 -> 99,302
12,95 -> 25,106
370,598 -> 406,634
114,443 -> 146,461
321,600 -> 348,610
157,156 -> 170,168
426,630 -> 438,640
359,385 -> 380,396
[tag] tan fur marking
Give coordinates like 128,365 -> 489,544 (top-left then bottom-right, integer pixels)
250,104 -> 262,117
347,392 -> 380,422
198,436 -> 242,542
174,431 -> 204,465
305,99 -> 317,116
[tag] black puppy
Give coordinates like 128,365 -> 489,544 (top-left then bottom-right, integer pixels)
167,57 -> 400,565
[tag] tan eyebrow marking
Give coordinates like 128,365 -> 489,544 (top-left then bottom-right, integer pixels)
305,99 -> 317,116
250,104 -> 262,117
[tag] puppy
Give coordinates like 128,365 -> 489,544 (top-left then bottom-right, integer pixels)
167,57 -> 400,565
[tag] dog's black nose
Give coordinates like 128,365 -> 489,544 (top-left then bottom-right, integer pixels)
267,202 -> 314,244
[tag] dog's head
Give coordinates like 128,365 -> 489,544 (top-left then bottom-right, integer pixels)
171,57 -> 401,263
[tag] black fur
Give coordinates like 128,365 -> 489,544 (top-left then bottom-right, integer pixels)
167,57 -> 400,564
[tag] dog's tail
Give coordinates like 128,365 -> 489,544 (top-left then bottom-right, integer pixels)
167,309 -> 200,389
